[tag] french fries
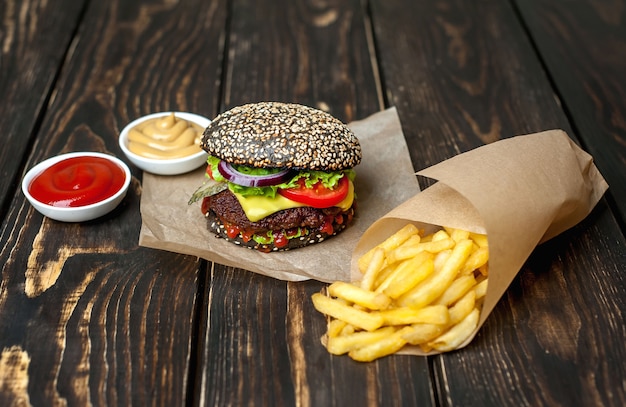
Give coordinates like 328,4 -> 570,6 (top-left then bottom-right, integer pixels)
311,293 -> 384,332
312,225 -> 489,361
328,282 -> 391,310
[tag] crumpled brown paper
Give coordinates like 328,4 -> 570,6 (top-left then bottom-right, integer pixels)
351,129 -> 608,353
138,107 -> 420,281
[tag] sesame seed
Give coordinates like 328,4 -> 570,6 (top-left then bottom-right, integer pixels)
200,102 -> 361,170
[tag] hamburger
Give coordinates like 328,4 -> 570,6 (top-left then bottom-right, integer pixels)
189,102 -> 362,252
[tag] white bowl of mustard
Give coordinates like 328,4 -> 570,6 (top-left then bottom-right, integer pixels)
119,111 -> 210,175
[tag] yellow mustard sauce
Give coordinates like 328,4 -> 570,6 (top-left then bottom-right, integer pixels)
127,113 -> 204,159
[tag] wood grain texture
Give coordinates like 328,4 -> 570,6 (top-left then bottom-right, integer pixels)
198,267 -> 295,406
513,0 -> 626,227
369,0 -> 626,405
221,0 -> 382,121
0,0 -> 86,217
0,0 -> 227,405
371,0 -> 573,173
0,346 -> 31,406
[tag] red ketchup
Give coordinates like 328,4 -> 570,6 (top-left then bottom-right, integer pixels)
28,156 -> 126,207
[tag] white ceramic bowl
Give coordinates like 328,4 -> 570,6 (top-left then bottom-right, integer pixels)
118,111 -> 210,175
22,152 -> 131,222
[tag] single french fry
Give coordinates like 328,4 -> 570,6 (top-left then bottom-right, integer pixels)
373,264 -> 401,294
474,278 -> 489,299
428,308 -> 480,352
360,247 -> 385,290
326,326 -> 396,355
385,235 -> 421,264
398,239 -> 474,308
434,274 -> 476,306
328,282 -> 391,310
348,327 -> 409,362
400,323 -> 446,345
419,344 -> 434,353
379,223 -> 420,249
402,234 -> 422,246
381,253 -> 434,298
358,224 -> 419,272
340,324 -> 355,336
327,319 -> 348,338
469,232 -> 488,248
421,238 -> 456,254
443,239 -> 474,270
461,246 -> 489,275
372,263 -> 396,290
445,227 -> 470,243
419,233 -> 433,243
386,237 -> 454,264
311,293 -> 384,331
448,290 -> 476,325
431,229 -> 450,241
433,249 -> 452,272
379,305 -> 449,326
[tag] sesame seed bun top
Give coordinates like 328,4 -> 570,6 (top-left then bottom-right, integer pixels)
200,102 -> 362,171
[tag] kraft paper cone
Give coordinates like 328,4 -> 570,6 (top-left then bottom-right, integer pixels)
351,129 -> 608,354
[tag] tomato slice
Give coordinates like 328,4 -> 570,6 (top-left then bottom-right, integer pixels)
278,175 -> 349,208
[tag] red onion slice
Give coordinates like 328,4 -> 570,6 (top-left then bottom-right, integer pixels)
217,160 -> 294,187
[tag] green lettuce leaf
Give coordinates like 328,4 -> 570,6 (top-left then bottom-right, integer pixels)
206,156 -> 355,198
207,156 -> 226,182
187,179 -> 228,205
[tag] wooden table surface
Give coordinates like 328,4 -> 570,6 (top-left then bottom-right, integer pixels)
1,0 -> 625,406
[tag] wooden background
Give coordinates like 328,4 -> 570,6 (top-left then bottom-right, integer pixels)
1,0 -> 624,406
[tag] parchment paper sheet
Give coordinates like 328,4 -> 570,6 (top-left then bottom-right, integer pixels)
352,129 -> 608,353
139,107 -> 420,282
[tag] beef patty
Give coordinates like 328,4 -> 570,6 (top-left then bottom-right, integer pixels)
206,189 -> 345,232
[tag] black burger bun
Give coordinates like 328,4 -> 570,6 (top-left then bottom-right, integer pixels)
200,102 -> 361,171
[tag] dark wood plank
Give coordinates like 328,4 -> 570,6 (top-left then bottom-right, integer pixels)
194,0 -> 435,405
198,268 -> 296,405
0,0 -> 227,405
514,0 -> 626,227
0,0 -> 87,218
369,0 -> 626,405
372,0 -> 571,169
219,0 -> 382,121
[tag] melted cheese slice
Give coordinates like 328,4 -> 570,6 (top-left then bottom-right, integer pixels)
233,180 -> 355,222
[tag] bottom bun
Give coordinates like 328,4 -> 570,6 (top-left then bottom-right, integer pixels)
206,208 -> 355,252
